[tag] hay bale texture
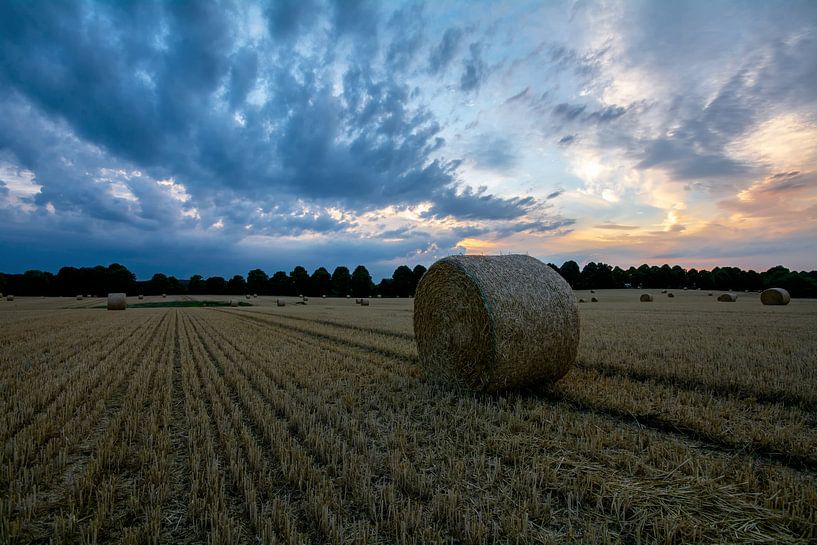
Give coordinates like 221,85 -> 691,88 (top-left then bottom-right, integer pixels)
640,294 -> 653,302
761,288 -> 790,306
276,299 -> 286,307
413,255 -> 579,392
360,299 -> 370,306
718,293 -> 738,302
107,293 -> 127,310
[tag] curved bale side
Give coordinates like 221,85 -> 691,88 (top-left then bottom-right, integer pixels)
718,293 -> 738,302
76,295 -> 83,300
667,293 -> 675,298
6,295 -> 13,301
230,300 -> 239,307
640,294 -> 653,302
591,297 -> 598,302
413,254 -> 579,392
360,299 -> 370,306
276,299 -> 286,307
107,293 -> 127,310
761,288 -> 790,306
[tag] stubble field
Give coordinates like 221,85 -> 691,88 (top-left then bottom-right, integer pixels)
1,290 -> 816,544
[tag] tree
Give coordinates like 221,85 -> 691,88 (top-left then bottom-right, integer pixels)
228,275 -> 246,295
392,265 -> 414,297
269,271 -> 292,295
560,260 -> 580,288
411,265 -> 427,294
351,265 -> 373,297
188,275 -> 205,295
331,266 -> 351,297
290,266 -> 310,296
376,278 -> 394,297
205,276 -> 228,294
107,263 -> 136,293
247,269 -> 268,295
309,267 -> 331,297
149,273 -> 170,295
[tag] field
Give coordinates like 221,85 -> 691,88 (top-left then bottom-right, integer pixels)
1,290 -> 816,544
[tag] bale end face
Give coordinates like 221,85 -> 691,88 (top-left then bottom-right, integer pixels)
761,288 -> 790,305
640,294 -> 653,302
591,297 -> 598,302
276,300 -> 286,307
413,254 -> 579,392
360,299 -> 370,306
107,293 -> 127,310
717,293 -> 738,302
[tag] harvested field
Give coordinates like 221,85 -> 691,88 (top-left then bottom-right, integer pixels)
1,290 -> 816,544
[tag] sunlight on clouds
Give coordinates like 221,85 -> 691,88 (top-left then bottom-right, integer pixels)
729,113 -> 817,171
0,161 -> 41,201
211,219 -> 224,229
456,237 -> 500,253
157,178 -> 192,203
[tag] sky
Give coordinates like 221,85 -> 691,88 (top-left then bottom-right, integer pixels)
1,0 -> 815,280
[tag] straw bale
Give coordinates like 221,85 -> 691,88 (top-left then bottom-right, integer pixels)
360,299 -> 370,306
276,299 -> 286,307
591,297 -> 598,302
640,294 -> 653,302
760,288 -> 790,306
107,293 -> 127,310
414,254 -> 578,392
718,293 -> 738,302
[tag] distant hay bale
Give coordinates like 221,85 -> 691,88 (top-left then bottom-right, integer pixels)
162,293 -> 167,298
76,295 -> 83,300
414,254 -> 578,392
761,288 -> 790,306
355,298 -> 361,304
578,298 -> 586,303
86,294 -> 91,298
683,287 -> 688,290
377,294 -> 382,298
6,295 -> 14,301
245,294 -> 251,299
107,293 -> 127,311
230,300 -> 239,307
360,298 -> 370,306
667,293 -> 675,298
661,289 -> 667,294
346,294 -> 351,298
276,299 -> 286,307
138,294 -> 144,300
640,294 -> 653,302
302,296 -> 309,302
708,292 -> 713,296
591,297 -> 598,302
717,293 -> 738,302
322,295 -> 326,298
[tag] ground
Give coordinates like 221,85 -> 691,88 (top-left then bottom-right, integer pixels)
1,290 -> 815,544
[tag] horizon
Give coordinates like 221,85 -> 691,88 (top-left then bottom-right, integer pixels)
1,1 -> 816,279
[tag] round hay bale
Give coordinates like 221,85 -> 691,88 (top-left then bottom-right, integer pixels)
355,298 -> 361,304
107,293 -> 127,310
640,294 -> 653,302
86,294 -> 92,298
138,294 -> 144,300
717,293 -> 738,302
162,293 -> 167,298
322,295 -> 326,298
276,299 -> 286,307
377,294 -> 382,298
302,296 -> 309,302
578,298 -> 586,303
667,293 -> 675,298
76,294 -> 83,300
413,254 -> 578,392
661,289 -> 667,294
590,290 -> 595,294
245,294 -> 251,299
6,295 -> 14,301
591,297 -> 598,302
346,294 -> 351,298
230,300 -> 239,307
360,298 -> 370,306
761,288 -> 790,306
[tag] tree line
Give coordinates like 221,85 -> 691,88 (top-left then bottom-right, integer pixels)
1,260 -> 815,298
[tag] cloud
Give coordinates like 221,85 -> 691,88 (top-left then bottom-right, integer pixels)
428,27 -> 463,74
460,42 -> 487,92
421,185 -> 535,221
594,223 -> 638,230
